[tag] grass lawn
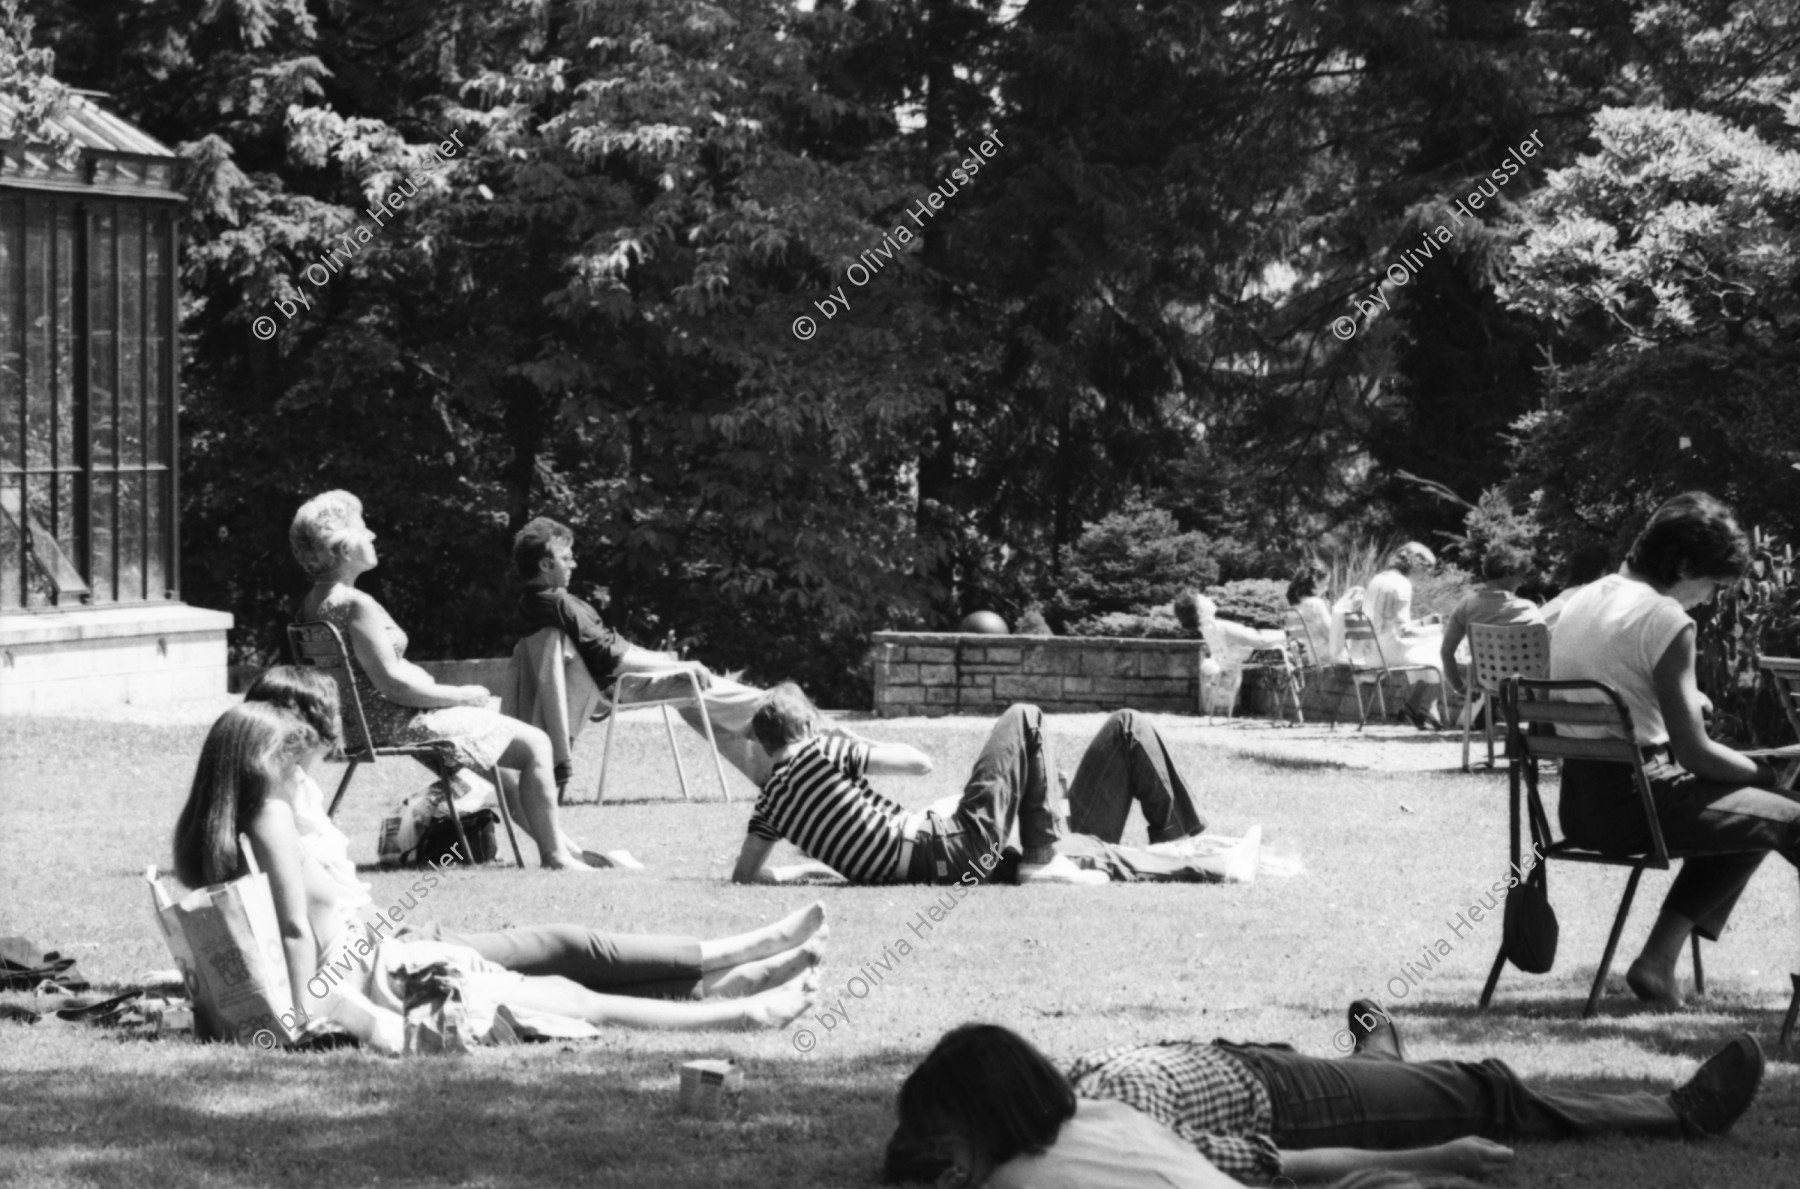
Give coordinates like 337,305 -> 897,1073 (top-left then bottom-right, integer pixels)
2,707 -> 1797,1188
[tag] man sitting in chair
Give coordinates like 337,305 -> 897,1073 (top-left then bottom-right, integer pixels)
513,517 -> 767,793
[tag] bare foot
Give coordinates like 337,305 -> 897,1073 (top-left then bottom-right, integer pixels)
705,933 -> 828,999
1627,957 -> 1683,1010
543,851 -> 601,873
741,971 -> 819,1029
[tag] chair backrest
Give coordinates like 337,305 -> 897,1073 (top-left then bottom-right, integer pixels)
287,621 -> 379,760
1468,622 -> 1551,695
1763,657 -> 1800,744
1283,610 -> 1325,672
1500,676 -> 1668,865
1341,611 -> 1390,670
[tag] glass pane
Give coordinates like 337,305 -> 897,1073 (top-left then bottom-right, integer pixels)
55,205 -> 75,468
146,212 -> 169,465
0,477 -> 19,608
118,206 -> 142,466
146,467 -> 167,597
0,198 -> 20,473
90,471 -> 114,603
117,470 -> 143,600
90,206 -> 116,466
57,469 -> 79,594
20,475 -> 62,607
25,200 -> 51,469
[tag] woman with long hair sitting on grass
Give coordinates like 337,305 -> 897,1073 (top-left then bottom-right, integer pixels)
172,672 -> 821,1052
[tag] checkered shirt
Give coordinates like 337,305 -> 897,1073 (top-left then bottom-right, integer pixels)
1063,1040 -> 1282,1184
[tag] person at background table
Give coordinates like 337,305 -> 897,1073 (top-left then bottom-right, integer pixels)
291,490 -> 591,871
172,699 -> 820,1052
511,516 -> 769,790
881,1016 -> 1761,1188
1550,491 -> 1791,1009
1538,540 -> 1613,629
1360,542 -> 1447,727
1438,538 -> 1543,703
1285,561 -> 1334,664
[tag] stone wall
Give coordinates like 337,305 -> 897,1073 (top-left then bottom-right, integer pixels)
872,630 -> 1464,723
0,604 -> 235,714
871,632 -> 1202,717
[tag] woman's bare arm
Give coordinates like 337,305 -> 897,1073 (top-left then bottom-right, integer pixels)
246,800 -> 402,1051
343,596 -> 488,709
1654,626 -> 1776,786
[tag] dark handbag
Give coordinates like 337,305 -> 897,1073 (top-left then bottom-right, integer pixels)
1503,859 -> 1559,974
414,809 -> 499,868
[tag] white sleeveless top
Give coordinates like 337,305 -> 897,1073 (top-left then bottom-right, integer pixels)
1548,573 -> 1691,744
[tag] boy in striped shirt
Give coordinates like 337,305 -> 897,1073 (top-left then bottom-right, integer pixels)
731,684 -> 1195,886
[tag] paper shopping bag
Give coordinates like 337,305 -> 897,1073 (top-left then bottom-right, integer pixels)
145,837 -> 297,1046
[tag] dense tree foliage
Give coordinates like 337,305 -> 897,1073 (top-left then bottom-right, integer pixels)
8,0 -> 1798,704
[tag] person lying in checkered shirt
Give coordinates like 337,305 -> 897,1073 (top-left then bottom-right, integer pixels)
882,1008 -> 1762,1187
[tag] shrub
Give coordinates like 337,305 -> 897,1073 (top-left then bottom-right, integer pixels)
1065,607 -> 1190,639
1054,499 -> 1219,622
1200,579 -> 1290,629
1015,604 -> 1055,636
1695,535 -> 1800,746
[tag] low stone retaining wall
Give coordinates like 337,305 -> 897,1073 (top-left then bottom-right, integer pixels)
873,630 -> 1465,723
872,632 -> 1202,717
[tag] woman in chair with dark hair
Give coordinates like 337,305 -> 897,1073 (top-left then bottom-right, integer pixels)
1550,491 -> 1794,1008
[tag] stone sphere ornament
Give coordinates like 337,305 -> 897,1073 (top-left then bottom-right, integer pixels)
959,611 -> 1009,635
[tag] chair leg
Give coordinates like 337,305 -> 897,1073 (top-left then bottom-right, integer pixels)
1353,678 -> 1370,731
1780,974 -> 1800,1048
684,670 -> 734,803
1586,866 -> 1645,1018
595,682 -> 622,805
1479,942 -> 1508,1008
438,780 -> 474,867
1461,692 -> 1476,771
1373,677 -> 1388,724
1690,934 -> 1705,998
660,705 -> 694,802
489,764 -> 525,868
326,760 -> 360,818
1484,701 -> 1497,769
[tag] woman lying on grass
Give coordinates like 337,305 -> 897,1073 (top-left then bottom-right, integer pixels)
883,1014 -> 1761,1187
172,679 -> 821,1053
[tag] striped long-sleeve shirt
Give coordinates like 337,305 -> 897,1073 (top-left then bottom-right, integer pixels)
747,735 -> 905,883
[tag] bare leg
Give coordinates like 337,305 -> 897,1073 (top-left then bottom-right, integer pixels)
1628,908 -> 1693,1008
697,901 -> 826,969
496,725 -> 590,871
701,937 -> 826,998
486,969 -> 818,1030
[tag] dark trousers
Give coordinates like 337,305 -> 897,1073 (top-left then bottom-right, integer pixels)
903,704 -> 1064,885
421,924 -> 705,999
1220,1042 -> 1681,1148
905,706 -> 1217,884
1560,756 -> 1797,938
